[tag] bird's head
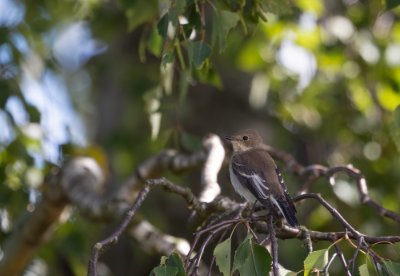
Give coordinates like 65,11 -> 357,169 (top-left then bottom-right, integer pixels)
224,129 -> 263,152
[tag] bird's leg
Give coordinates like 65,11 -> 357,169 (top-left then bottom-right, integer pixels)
248,200 -> 259,223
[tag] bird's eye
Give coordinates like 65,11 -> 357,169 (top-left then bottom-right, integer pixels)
242,136 -> 249,141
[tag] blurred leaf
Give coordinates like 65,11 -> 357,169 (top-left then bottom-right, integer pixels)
168,0 -> 187,26
383,260 -> 400,276
214,237 -> 232,276
150,265 -> 178,276
187,41 -> 211,68
125,0 -> 158,31
162,49 -> 175,67
304,249 -> 329,276
259,0 -> 293,15
359,263 -> 370,276
165,252 -> 185,276
386,0 -> 400,10
389,105 -> 400,152
195,61 -> 223,89
296,0 -> 324,15
232,234 -> 271,275
377,84 -> 400,111
158,13 -> 170,39
178,70 -> 190,104
212,10 -> 240,52
147,24 -> 163,57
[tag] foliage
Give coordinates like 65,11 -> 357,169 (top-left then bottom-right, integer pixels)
1,0 -> 400,274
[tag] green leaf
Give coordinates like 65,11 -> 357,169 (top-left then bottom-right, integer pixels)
125,0 -> 158,31
158,13 -> 170,39
383,260 -> 400,276
359,263 -> 370,276
232,234 -> 271,276
259,0 -> 293,15
166,252 -> 186,276
389,105 -> 400,152
386,0 -> 400,10
150,265 -> 178,276
169,0 -> 187,25
303,249 -> 329,276
214,237 -> 232,276
147,24 -> 163,57
150,252 -> 184,276
212,10 -> 240,52
195,62 -> 223,89
187,41 -> 211,68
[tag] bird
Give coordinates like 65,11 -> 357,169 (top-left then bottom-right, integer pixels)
224,129 -> 299,227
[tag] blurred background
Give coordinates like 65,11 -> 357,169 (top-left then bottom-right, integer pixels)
1,0 -> 400,275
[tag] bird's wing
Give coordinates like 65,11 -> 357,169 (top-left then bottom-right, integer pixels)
231,149 -> 298,227
231,150 -> 279,202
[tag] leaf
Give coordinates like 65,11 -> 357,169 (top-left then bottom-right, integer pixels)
232,234 -> 271,276
168,0 -> 187,25
386,0 -> 400,10
147,24 -> 163,57
383,260 -> 400,276
359,263 -> 370,276
212,10 -> 240,52
259,0 -> 293,15
166,252 -> 186,276
150,265 -> 178,276
389,105 -> 400,152
303,249 -> 329,276
214,237 -> 232,276
150,252 -> 184,276
125,0 -> 158,31
157,13 -> 170,39
187,41 -> 211,68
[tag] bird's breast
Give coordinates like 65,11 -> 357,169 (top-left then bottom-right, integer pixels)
228,161 -> 257,203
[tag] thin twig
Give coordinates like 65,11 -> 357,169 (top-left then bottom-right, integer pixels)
334,244 -> 352,276
88,185 -> 151,276
268,214 -> 279,276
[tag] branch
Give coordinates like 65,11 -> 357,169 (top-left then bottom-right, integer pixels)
268,213 -> 279,276
264,146 -> 400,223
88,177 -> 214,276
0,158 -> 103,276
199,134 -> 225,203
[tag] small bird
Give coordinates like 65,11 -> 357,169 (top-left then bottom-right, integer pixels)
224,129 -> 299,227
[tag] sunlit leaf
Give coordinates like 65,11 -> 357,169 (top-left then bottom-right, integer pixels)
389,105 -> 400,152
147,24 -> 163,57
359,263 -> 370,276
304,249 -> 329,276
259,0 -> 293,15
377,84 -> 400,111
214,237 -> 232,276
195,62 -> 223,88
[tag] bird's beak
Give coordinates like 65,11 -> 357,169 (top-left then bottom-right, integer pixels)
224,135 -> 233,141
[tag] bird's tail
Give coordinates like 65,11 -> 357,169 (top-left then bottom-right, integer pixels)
272,195 -> 299,227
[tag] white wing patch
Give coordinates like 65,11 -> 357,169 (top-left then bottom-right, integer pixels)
270,195 -> 285,218
236,170 -> 269,199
